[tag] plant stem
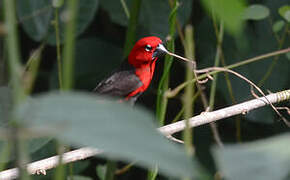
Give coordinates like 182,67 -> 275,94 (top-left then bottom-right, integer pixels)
62,0 -> 78,90
3,0 -> 24,103
182,24 -> 195,155
105,161 -> 117,180
120,0 -> 130,19
54,8 -> 63,90
156,0 -> 178,125
123,0 -> 142,57
258,24 -> 288,86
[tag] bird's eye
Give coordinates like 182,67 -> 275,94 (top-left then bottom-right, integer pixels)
145,44 -> 152,52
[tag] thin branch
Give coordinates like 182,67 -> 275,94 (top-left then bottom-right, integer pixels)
0,90 -> 289,179
0,148 -> 102,180
160,89 -> 290,135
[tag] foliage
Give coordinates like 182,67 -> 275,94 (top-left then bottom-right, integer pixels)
0,0 -> 289,179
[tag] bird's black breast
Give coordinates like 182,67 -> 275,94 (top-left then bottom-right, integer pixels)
94,61 -> 143,98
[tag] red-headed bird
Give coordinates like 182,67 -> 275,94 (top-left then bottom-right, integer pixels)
94,36 -> 167,103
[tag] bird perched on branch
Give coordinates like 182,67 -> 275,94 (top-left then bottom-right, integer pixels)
94,36 -> 167,103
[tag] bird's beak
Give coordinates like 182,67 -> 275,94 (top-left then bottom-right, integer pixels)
152,44 -> 168,60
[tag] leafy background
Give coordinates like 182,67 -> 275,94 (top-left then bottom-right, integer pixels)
0,0 -> 290,179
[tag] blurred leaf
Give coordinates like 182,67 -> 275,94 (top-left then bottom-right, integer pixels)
286,52 -> 290,60
201,0 -> 246,35
52,0 -> 64,8
50,38 -> 122,90
278,5 -> 290,22
272,20 -> 285,33
96,165 -> 106,180
15,91 -> 199,178
212,133 -> 290,180
67,175 -> 92,180
243,4 -> 270,20
16,0 -> 98,45
16,0 -> 53,41
100,0 -> 192,39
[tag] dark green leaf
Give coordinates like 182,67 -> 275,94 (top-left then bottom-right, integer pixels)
278,5 -> 290,22
16,0 -> 53,41
100,0 -> 192,39
50,38 -> 122,90
15,91 -> 198,178
272,20 -> 285,33
243,4 -> 270,20
212,133 -> 290,180
17,0 -> 98,45
0,86 -> 12,126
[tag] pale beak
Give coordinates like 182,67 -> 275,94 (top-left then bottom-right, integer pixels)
152,44 -> 168,59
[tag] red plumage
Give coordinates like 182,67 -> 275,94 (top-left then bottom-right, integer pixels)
94,36 -> 166,103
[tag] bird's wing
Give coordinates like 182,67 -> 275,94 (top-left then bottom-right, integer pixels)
94,69 -> 143,98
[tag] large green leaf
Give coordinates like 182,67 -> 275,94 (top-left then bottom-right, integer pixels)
16,0 -> 98,45
15,91 -> 199,178
100,0 -> 192,39
212,133 -> 290,180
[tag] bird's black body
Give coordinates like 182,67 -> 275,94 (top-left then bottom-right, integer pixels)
94,61 -> 143,99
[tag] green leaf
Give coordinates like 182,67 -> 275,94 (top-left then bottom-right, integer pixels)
243,4 -> 270,20
96,165 -> 106,180
212,133 -> 290,180
272,20 -> 285,33
16,0 -> 98,45
67,175 -> 92,180
15,92 -> 199,178
201,0 -> 246,35
278,5 -> 290,22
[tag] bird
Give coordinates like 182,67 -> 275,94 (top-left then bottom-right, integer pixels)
94,36 -> 168,104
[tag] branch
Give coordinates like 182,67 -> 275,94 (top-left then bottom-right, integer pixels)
160,89 -> 290,136
0,148 -> 102,179
0,89 -> 289,179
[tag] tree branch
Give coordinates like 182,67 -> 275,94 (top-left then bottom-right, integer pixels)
0,89 -> 289,179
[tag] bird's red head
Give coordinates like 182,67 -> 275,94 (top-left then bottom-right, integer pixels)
128,36 -> 166,67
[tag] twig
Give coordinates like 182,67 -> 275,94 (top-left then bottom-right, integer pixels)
0,90 -> 289,179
